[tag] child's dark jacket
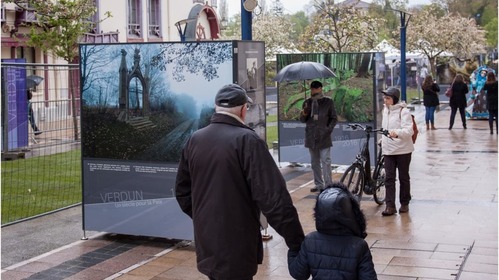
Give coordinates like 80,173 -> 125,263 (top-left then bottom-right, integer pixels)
288,186 -> 377,279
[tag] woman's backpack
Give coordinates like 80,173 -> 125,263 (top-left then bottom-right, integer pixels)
399,108 -> 418,144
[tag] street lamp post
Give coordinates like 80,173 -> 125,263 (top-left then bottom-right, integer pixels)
386,7 -> 411,102
241,0 -> 252,40
399,10 -> 411,102
175,19 -> 195,42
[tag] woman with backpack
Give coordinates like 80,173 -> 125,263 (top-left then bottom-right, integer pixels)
380,87 -> 415,216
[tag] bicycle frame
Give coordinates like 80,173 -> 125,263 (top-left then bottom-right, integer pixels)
352,125 -> 379,183
361,128 -> 374,185
340,124 -> 388,204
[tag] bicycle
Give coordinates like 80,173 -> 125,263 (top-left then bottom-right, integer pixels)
340,124 -> 390,205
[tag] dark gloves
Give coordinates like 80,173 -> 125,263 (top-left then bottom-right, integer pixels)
302,100 -> 311,115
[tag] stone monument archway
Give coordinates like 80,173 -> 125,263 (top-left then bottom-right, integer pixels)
118,48 -> 150,121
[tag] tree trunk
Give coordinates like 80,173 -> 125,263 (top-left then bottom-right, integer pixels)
429,57 -> 437,79
356,53 -> 371,78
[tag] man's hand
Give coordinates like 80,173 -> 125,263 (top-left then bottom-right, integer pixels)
302,101 -> 310,115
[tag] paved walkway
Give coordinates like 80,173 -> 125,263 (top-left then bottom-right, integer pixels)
2,104 -> 497,280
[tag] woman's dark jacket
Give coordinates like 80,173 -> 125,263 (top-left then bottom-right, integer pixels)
449,81 -> 469,108
176,113 -> 304,279
288,185 -> 377,280
483,81 -> 498,110
423,83 -> 440,107
299,96 -> 338,150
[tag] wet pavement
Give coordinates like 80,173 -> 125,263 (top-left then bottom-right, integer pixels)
1,103 -> 497,280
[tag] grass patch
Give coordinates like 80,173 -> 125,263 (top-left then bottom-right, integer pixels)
266,114 -> 277,123
266,113 -> 278,148
406,88 -> 423,101
266,125 -> 277,148
1,149 -> 81,224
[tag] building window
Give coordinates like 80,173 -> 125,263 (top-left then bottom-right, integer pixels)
128,0 -> 142,37
148,0 -> 160,37
16,47 -> 36,77
1,4 -> 6,23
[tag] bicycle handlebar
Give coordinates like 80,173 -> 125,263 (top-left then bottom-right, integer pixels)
346,123 -> 393,139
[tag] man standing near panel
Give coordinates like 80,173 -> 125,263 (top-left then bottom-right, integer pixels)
300,81 -> 338,192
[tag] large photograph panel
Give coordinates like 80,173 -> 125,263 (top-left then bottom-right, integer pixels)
236,41 -> 266,140
80,41 -> 237,239
276,53 -> 379,165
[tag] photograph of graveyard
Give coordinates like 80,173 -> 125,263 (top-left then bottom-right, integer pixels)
80,41 -> 233,162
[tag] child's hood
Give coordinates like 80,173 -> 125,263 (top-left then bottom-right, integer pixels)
314,185 -> 367,238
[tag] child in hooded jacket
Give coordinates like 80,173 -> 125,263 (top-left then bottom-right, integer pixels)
288,182 -> 377,280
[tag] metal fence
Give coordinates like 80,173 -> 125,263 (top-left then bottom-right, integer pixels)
1,63 -> 82,226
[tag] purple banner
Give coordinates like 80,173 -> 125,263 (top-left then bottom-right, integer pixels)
2,59 -> 28,150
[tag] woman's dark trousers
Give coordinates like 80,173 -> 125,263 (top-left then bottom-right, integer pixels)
449,106 -> 466,129
489,109 -> 498,134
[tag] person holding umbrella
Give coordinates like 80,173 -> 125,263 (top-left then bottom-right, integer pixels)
27,89 -> 42,135
300,81 -> 338,192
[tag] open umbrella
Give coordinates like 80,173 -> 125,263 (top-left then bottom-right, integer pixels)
27,75 -> 44,89
273,61 -> 336,83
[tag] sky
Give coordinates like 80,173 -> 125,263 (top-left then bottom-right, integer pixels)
227,0 -> 432,17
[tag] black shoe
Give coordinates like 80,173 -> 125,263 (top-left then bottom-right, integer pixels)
382,207 -> 397,216
399,205 -> 409,213
310,187 -> 324,193
463,124 -> 467,129
34,131 -> 43,135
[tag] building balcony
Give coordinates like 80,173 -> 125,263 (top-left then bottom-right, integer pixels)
128,23 -> 142,38
81,31 -> 119,43
149,25 -> 161,37
15,8 -> 38,25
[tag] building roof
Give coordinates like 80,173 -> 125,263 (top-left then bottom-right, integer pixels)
338,0 -> 371,9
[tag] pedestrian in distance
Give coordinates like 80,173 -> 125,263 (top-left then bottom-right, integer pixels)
448,74 -> 469,130
380,87 -> 414,216
422,75 -> 440,130
393,60 -> 401,86
27,89 -> 42,135
299,81 -> 338,193
288,182 -> 378,280
419,64 -> 429,82
482,71 -> 498,134
175,84 -> 305,280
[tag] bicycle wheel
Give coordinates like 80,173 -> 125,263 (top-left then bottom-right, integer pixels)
373,157 -> 386,205
340,163 -> 364,202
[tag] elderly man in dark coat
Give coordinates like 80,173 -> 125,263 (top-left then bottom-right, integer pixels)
176,84 -> 304,280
